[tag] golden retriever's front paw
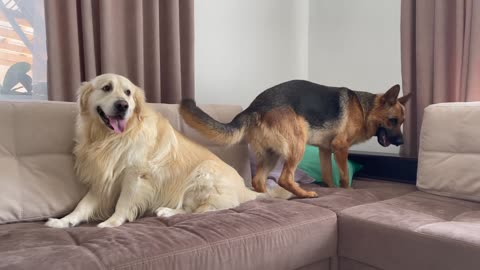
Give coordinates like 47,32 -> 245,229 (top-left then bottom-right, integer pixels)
98,218 -> 124,228
45,218 -> 71,228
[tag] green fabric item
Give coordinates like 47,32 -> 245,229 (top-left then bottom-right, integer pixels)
297,144 -> 363,187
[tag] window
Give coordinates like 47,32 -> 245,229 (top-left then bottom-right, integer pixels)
0,0 -> 46,100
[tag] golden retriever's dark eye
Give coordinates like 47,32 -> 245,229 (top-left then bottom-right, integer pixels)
389,118 -> 398,126
102,83 -> 112,92
125,89 -> 131,96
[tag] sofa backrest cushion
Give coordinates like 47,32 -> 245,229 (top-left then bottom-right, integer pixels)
417,102 -> 480,202
0,101 -> 251,224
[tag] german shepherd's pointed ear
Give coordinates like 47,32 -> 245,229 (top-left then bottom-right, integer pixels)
381,84 -> 401,106
78,81 -> 94,114
398,92 -> 412,105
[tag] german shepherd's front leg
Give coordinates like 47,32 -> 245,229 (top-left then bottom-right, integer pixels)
332,137 -> 351,188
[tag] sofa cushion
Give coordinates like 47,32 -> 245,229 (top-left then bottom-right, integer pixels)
338,191 -> 480,270
0,101 -> 251,224
0,199 -> 337,270
0,101 -> 85,225
417,102 -> 480,202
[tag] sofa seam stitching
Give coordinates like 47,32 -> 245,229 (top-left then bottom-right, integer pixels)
339,256 -> 382,270
341,193 -> 478,221
410,192 -> 480,209
378,201 -> 453,221
338,213 -> 480,249
419,150 -> 480,155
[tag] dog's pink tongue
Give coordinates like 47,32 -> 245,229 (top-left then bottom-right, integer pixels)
108,117 -> 126,134
378,130 -> 391,147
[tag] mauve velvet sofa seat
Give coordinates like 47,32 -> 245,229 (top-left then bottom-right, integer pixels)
0,181 -> 415,270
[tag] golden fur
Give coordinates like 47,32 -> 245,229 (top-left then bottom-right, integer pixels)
46,74 -> 289,228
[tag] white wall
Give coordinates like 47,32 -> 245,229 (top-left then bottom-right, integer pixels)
308,0 -> 401,153
195,0 -> 309,108
195,0 -> 401,153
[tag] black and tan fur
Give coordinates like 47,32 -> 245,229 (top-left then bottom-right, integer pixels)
180,80 -> 411,198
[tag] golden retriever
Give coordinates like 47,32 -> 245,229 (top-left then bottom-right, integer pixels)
45,74 -> 289,228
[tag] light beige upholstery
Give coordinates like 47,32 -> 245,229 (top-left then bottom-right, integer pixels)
417,102 -> 480,202
0,101 -> 251,224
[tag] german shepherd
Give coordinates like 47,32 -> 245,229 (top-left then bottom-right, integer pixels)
180,80 -> 411,198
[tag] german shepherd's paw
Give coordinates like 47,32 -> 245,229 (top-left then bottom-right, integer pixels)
340,182 -> 352,189
304,191 -> 319,198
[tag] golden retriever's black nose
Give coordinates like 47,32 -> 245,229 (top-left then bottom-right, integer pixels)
114,100 -> 129,113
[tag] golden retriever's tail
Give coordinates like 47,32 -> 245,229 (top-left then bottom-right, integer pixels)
180,99 -> 251,146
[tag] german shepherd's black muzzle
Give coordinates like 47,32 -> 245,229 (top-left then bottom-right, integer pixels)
376,127 -> 404,147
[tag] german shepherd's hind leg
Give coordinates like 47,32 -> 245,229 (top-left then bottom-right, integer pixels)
278,142 -> 318,198
332,136 -> 351,188
318,146 -> 335,187
252,150 -> 280,193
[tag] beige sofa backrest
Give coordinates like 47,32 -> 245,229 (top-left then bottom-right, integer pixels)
417,102 -> 480,202
0,101 -> 251,224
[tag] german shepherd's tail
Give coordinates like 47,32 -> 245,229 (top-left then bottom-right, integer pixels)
180,99 -> 251,146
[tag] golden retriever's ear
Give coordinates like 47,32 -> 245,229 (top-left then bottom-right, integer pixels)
133,86 -> 146,118
77,82 -> 93,114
